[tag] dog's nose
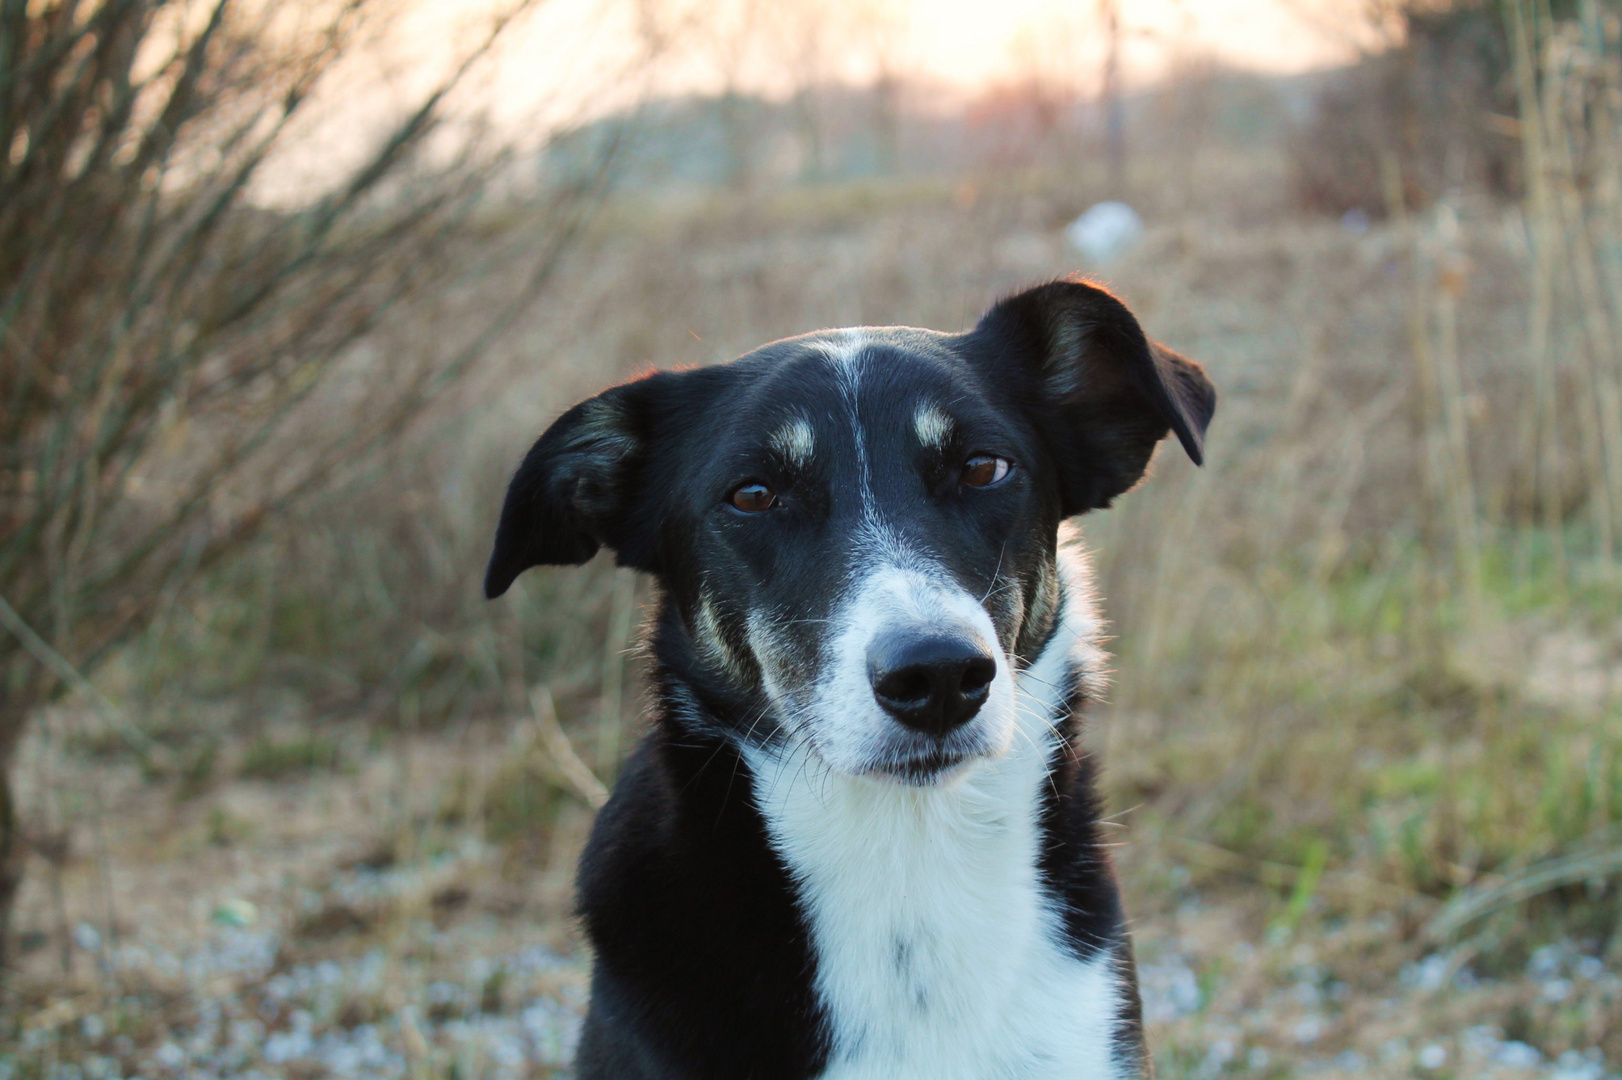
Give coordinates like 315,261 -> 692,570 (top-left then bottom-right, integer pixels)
868,633 -> 997,737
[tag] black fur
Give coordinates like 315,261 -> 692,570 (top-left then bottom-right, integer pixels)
574,662 -> 829,1078
484,278 -> 1215,1079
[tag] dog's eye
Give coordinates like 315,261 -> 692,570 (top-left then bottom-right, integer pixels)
960,455 -> 1011,488
729,482 -> 777,512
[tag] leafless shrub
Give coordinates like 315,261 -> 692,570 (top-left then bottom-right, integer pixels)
0,0 -> 623,968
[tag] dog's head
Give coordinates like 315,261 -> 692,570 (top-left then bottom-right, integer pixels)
485,279 -> 1214,784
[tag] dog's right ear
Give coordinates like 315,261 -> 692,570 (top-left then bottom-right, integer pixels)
484,377 -> 656,599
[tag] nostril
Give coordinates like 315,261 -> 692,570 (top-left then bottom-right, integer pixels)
959,658 -> 995,696
875,668 -> 934,707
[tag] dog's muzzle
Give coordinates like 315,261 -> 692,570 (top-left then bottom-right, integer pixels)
867,631 -> 996,737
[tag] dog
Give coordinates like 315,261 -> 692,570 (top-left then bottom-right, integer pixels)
484,277 -> 1215,1080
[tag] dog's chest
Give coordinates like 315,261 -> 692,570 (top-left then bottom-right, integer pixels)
746,731 -> 1128,1080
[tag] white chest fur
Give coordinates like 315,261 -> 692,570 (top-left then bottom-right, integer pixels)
745,557 -> 1132,1080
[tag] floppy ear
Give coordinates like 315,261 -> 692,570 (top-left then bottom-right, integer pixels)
484,376 -> 658,599
972,278 -> 1216,516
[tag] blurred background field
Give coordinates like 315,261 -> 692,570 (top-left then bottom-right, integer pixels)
6,0 -> 1622,1076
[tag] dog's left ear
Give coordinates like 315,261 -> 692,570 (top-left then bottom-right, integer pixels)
972,278 -> 1215,516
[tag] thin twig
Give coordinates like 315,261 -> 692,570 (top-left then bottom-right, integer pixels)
0,593 -> 152,754
528,686 -> 609,810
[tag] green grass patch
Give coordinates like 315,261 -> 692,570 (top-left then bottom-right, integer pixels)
1112,527 -> 1622,933
239,733 -> 342,779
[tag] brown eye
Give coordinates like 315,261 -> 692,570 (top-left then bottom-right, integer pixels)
730,482 -> 777,512
960,455 -> 1011,488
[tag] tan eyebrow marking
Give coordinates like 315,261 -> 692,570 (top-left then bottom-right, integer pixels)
769,418 -> 815,468
913,403 -> 953,450
694,589 -> 746,682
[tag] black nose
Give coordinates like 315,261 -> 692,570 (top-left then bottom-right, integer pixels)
868,633 -> 997,737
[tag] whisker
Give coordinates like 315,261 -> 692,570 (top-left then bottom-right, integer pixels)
979,542 -> 1009,604
718,701 -> 777,819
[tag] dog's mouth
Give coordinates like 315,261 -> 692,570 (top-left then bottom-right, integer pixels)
870,746 -> 974,785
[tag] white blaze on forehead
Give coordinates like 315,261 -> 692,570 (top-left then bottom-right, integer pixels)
913,403 -> 953,450
818,329 -> 868,367
769,417 -> 815,469
805,328 -> 921,573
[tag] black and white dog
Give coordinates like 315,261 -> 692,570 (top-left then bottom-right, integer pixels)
485,278 -> 1215,1080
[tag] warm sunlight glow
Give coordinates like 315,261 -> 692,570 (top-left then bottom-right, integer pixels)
898,0 -> 1360,90
469,0 -> 1373,129
257,0 -> 1374,198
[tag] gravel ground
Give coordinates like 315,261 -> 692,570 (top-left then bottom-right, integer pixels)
6,836 -> 589,1079
4,728 -> 1618,1079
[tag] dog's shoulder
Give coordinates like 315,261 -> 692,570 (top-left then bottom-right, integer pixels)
576,726 -> 831,1080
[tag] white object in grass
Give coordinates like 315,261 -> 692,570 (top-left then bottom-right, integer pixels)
1064,201 -> 1144,263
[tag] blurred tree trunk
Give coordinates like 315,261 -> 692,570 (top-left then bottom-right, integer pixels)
719,89 -> 755,190
0,667 -> 36,972
0,738 -> 18,974
792,88 -> 826,181
872,73 -> 901,175
1100,0 -> 1126,197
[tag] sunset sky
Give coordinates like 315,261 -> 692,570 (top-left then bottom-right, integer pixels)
864,0 -> 1366,86
403,0 -> 1375,127
259,0 -> 1376,199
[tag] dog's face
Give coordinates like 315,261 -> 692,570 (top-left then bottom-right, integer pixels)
485,280 -> 1214,784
